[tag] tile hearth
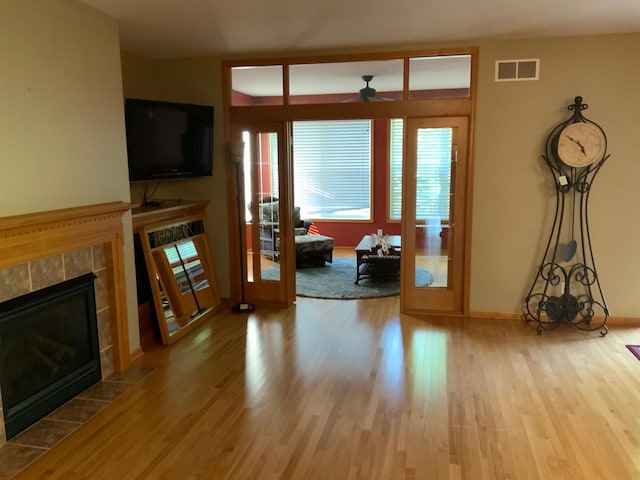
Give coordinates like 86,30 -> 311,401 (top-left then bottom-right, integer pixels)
0,366 -> 154,479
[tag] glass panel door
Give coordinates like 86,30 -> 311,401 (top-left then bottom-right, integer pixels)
401,117 -> 468,313
232,122 -> 295,305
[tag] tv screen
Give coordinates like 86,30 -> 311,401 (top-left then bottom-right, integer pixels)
124,98 -> 214,181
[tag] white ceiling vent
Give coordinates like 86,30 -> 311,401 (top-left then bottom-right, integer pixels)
495,59 -> 540,81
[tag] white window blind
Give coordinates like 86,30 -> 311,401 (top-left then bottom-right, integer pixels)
389,119 -> 452,221
293,120 -> 371,220
389,119 -> 404,221
164,241 -> 198,264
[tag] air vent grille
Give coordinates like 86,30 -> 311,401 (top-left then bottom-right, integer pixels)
495,59 -> 540,81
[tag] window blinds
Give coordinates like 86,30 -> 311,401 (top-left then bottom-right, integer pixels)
292,120 -> 372,220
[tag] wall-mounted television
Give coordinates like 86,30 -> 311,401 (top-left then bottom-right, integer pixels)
124,98 -> 214,182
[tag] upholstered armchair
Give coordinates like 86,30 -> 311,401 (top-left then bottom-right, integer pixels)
257,197 -> 310,258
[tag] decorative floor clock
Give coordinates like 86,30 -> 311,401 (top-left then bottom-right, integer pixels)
524,96 -> 610,335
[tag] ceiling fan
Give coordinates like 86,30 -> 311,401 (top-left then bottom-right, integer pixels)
343,75 -> 392,102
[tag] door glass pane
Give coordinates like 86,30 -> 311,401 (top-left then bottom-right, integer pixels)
414,127 -> 452,287
241,130 -> 282,283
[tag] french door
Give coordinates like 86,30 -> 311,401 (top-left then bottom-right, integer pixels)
231,122 -> 295,305
400,116 -> 469,314
231,116 -> 471,312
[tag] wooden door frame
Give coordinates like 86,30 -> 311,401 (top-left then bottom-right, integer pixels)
227,122 -> 296,307
222,47 -> 477,313
400,116 -> 471,315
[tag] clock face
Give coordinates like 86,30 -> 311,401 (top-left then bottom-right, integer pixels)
557,122 -> 606,167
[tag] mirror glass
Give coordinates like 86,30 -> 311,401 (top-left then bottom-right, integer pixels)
164,240 -> 210,294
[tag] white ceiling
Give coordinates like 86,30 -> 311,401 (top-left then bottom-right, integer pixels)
78,0 -> 639,59
78,0 -> 640,58
76,0 -> 639,96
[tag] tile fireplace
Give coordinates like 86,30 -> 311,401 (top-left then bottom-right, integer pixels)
0,272 -> 102,439
0,202 -> 131,445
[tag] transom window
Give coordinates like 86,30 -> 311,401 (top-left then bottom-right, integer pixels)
228,55 -> 471,106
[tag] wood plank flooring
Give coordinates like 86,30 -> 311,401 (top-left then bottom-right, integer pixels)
6,296 -> 640,479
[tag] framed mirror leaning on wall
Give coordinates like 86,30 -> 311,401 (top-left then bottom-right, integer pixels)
133,201 -> 222,345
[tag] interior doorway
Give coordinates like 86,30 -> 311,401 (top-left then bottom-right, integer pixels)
224,48 -> 477,314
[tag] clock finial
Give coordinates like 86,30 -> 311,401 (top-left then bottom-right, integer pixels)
568,96 -> 588,113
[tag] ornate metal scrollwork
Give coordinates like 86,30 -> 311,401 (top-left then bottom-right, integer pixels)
147,220 -> 205,248
523,97 -> 610,336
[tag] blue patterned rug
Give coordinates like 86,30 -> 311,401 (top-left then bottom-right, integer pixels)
262,257 -> 434,299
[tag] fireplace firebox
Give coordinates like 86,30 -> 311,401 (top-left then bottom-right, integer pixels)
0,273 -> 101,439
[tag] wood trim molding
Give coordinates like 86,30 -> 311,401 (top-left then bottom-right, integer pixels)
0,201 -> 130,230
0,201 -> 132,371
129,347 -> 144,363
131,200 -> 210,233
0,202 -> 130,267
469,311 -> 640,326
468,311 -> 523,321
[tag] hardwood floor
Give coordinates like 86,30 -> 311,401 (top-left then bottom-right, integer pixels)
7,298 -> 640,479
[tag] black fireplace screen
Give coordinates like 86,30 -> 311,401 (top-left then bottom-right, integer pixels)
0,273 -> 101,439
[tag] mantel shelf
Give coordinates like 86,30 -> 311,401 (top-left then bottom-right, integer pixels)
132,200 -> 210,233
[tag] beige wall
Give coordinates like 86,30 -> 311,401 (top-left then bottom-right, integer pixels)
473,33 -> 640,317
0,0 -> 140,351
121,33 -> 640,318
121,53 -> 231,297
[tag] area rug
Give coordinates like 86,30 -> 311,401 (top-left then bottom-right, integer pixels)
261,257 -> 434,299
626,345 -> 640,361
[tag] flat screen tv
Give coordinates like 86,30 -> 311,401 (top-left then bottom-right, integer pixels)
124,98 -> 214,181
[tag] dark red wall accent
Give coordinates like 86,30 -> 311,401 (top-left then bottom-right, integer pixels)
231,90 -> 283,106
